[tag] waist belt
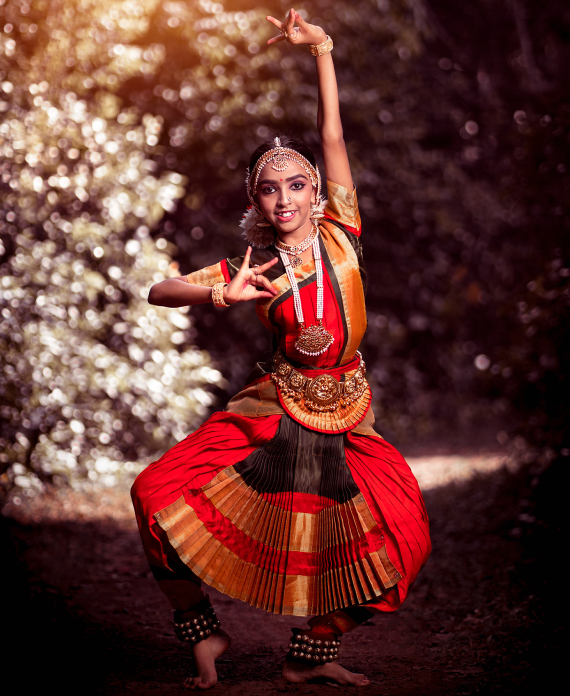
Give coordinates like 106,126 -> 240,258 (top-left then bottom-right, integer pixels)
271,350 -> 371,433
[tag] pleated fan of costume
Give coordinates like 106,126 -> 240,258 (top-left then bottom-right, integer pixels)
154,415 -> 401,616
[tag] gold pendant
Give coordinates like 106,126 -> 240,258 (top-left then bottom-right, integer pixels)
290,255 -> 303,267
271,152 -> 289,172
294,321 -> 335,357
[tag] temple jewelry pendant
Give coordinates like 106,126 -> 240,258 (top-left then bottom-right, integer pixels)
294,321 -> 335,357
271,150 -> 289,172
290,254 -> 303,267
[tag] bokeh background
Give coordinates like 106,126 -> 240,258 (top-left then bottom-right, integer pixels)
1,0 -> 568,494
0,2 -> 566,693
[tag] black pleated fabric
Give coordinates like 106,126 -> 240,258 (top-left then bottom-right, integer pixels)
233,414 -> 361,504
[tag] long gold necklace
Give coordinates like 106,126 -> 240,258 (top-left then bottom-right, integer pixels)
277,224 -> 335,357
275,225 -> 318,268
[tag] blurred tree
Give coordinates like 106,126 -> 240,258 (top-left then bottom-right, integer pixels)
0,0 -> 224,492
1,0 -> 569,495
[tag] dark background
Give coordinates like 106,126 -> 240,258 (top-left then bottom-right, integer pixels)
0,1 -> 566,693
1,0 -> 569,469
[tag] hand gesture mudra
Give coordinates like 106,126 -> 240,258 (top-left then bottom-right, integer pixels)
266,8 -> 327,47
224,247 -> 278,304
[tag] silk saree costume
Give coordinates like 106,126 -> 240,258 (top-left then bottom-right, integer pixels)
131,180 -> 431,620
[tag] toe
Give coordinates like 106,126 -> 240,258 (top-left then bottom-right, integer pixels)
197,677 -> 217,690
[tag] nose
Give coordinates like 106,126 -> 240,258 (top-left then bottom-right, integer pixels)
276,185 -> 291,208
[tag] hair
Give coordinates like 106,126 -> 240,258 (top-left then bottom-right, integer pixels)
248,134 -> 317,173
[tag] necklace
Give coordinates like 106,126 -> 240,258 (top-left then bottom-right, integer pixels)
275,225 -> 318,268
278,224 -> 335,357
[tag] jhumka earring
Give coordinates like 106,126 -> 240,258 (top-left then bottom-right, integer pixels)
310,200 -> 327,221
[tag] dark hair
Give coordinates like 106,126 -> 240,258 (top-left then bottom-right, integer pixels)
248,134 -> 317,173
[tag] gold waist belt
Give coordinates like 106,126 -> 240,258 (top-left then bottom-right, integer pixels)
271,350 -> 371,433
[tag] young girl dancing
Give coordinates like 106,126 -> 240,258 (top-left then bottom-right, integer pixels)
132,9 -> 431,689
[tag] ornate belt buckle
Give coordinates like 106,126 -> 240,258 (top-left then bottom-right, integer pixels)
344,376 -> 357,395
277,361 -> 292,379
288,370 -> 307,392
305,374 -> 342,409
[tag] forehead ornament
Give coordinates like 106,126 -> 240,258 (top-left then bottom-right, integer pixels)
270,138 -> 290,172
247,137 -> 321,203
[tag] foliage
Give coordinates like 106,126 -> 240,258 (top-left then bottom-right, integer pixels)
0,0 -> 224,492
1,0 -> 569,494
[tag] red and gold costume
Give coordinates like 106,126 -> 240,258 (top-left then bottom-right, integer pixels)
132,180 -> 431,638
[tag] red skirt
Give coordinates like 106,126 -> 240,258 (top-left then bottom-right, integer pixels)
131,411 -> 431,617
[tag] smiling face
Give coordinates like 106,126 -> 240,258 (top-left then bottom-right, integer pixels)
255,160 -> 316,235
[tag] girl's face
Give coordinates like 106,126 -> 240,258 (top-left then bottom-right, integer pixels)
255,160 -> 316,233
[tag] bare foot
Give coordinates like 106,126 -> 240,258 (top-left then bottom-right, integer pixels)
282,659 -> 370,687
183,629 -> 231,690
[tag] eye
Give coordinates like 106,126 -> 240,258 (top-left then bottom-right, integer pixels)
291,182 -> 305,190
260,186 -> 276,195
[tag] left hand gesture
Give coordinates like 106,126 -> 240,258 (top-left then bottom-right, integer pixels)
266,9 -> 326,47
223,246 -> 278,304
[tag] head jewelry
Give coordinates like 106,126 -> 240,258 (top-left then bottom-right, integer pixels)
240,137 -> 325,248
246,137 -> 322,211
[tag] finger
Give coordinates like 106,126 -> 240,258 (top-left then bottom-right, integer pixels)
245,272 -> 257,287
267,34 -> 286,45
292,10 -> 309,28
239,247 -> 252,272
285,9 -> 296,33
257,276 -> 278,294
255,290 -> 278,299
266,16 -> 284,31
255,257 -> 279,273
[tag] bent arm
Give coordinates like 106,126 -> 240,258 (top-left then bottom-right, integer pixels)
148,277 -> 213,308
148,249 -> 278,308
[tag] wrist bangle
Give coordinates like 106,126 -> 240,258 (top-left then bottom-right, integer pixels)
212,283 -> 230,308
308,35 -> 333,57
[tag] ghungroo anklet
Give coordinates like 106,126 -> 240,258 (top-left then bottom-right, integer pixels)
286,628 -> 341,664
173,596 -> 220,644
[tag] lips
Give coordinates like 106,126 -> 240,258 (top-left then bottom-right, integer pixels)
275,210 -> 297,222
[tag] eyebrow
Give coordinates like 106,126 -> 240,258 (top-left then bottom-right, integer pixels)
258,173 -> 309,185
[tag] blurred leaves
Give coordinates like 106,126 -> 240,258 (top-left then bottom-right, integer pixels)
0,0 -> 224,493
1,0 -> 569,493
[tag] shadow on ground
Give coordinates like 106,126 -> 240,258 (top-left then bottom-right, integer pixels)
1,457 -> 563,696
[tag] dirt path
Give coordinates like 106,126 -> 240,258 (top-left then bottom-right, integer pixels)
1,449 -> 561,695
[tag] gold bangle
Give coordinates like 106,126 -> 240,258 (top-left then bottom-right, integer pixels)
212,283 -> 230,308
308,35 -> 333,57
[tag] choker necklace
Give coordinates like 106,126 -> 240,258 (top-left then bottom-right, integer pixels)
277,223 -> 335,357
275,225 -> 318,268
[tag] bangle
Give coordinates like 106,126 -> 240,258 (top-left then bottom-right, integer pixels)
308,35 -> 333,57
212,283 -> 230,308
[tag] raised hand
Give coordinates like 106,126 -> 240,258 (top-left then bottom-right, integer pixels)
266,8 -> 326,47
224,247 -> 279,304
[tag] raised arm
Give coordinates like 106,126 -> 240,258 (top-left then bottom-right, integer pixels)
266,9 -> 353,190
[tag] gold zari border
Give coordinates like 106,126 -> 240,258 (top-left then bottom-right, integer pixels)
154,465 -> 401,616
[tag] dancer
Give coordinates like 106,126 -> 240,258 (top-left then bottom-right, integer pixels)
132,9 -> 431,690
